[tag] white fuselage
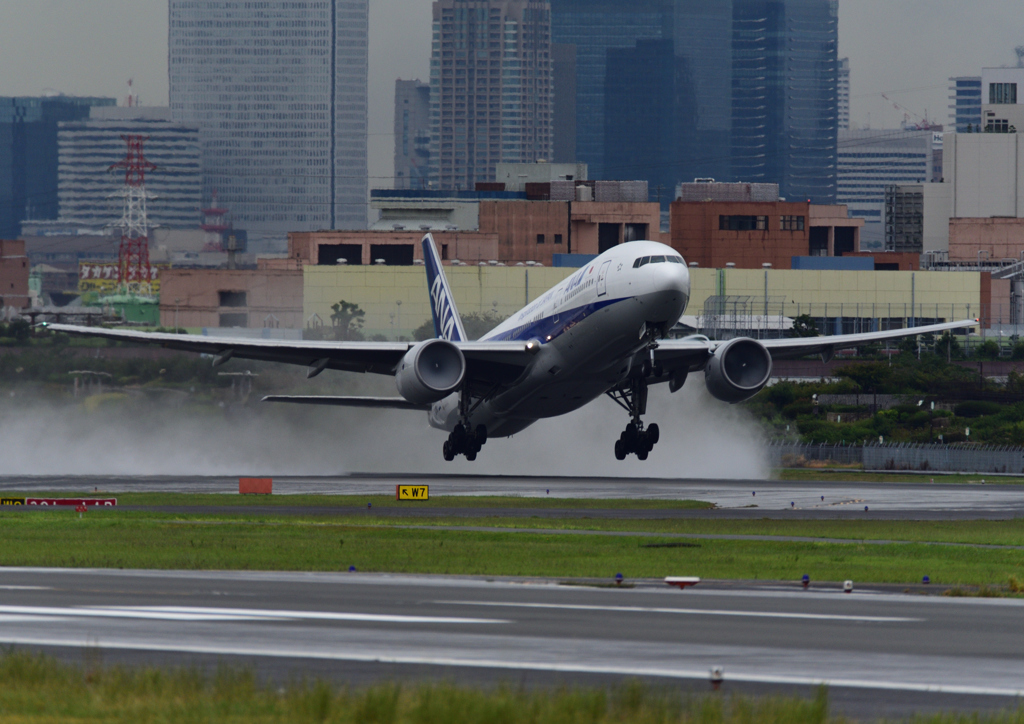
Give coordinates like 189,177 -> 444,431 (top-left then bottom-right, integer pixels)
428,241 -> 690,437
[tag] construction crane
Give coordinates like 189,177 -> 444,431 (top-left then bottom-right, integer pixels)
880,93 -> 934,130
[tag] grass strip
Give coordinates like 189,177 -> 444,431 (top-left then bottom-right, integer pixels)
38,508 -> 1024,548
0,491 -> 715,510
0,514 -> 1023,586
1,649 -> 1023,723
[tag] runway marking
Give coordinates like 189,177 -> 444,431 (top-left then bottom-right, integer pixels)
99,606 -> 510,625
0,586 -> 49,590
0,635 -> 1019,699
0,605 -> 508,626
435,601 -> 921,623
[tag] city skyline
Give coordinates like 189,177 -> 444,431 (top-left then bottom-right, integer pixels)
0,0 -> 1021,190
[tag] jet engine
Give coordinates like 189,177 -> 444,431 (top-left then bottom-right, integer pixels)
704,338 -> 772,403
395,339 -> 466,405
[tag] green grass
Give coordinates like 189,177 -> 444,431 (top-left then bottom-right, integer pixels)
776,469 -> 1024,485
3,491 -> 715,510
1,512 -> 1024,586
0,649 -> 1021,723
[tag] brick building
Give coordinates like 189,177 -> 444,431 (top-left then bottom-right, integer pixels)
670,201 -> 863,270
0,239 -> 30,309
292,197 -> 661,267
157,258 -> 302,329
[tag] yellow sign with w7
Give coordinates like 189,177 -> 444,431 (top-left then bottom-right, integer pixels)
395,485 -> 429,501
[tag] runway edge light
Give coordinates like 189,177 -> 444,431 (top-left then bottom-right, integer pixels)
665,577 -> 700,590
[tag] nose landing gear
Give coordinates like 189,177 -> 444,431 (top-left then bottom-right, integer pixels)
607,376 -> 660,461
442,423 -> 487,461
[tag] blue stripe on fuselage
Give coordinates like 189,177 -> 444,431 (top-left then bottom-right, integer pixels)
483,297 -> 627,343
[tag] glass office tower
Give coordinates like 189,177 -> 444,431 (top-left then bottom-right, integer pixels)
169,0 -> 368,251
554,0 -> 837,204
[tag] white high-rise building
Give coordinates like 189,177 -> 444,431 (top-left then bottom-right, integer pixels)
169,0 -> 368,251
837,57 -> 850,132
57,107 -> 202,230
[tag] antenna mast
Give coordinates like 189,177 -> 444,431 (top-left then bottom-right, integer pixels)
110,134 -> 156,295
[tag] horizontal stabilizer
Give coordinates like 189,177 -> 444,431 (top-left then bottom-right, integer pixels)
261,395 -> 430,411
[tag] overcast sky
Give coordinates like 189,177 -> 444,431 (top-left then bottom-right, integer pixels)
0,0 -> 1021,185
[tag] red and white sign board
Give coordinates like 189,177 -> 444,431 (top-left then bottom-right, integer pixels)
26,498 -> 117,507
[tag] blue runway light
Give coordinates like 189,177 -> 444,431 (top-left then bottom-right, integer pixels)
802,574 -> 809,589
615,573 -> 623,586
348,566 -> 356,572
923,575 -> 930,584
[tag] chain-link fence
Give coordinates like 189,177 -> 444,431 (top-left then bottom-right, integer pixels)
767,441 -> 1024,473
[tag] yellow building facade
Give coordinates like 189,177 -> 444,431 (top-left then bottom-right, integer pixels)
304,265 -> 991,340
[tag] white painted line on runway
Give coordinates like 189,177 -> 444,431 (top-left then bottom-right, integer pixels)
0,634 -> 1019,699
0,605 -> 508,626
436,601 -> 921,623
0,586 -> 50,591
100,606 -> 510,625
0,605 -> 279,622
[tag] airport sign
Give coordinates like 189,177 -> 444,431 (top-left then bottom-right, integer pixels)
396,485 -> 429,501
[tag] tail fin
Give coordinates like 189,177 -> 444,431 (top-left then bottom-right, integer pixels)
421,234 -> 467,342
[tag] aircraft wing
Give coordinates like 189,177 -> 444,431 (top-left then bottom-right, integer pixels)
42,324 -> 535,384
652,318 -> 978,370
262,395 -> 430,410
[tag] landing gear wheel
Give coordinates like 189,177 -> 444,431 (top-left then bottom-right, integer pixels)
637,448 -> 649,461
647,423 -> 660,445
624,423 -> 639,447
614,439 -> 626,461
466,450 -> 477,461
442,440 -> 455,461
475,425 -> 488,445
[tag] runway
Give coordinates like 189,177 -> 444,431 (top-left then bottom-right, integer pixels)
0,473 -> 1023,519
0,568 -> 1021,718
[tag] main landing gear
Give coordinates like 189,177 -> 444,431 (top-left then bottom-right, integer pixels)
442,388 -> 488,461
443,423 -> 487,461
607,376 -> 660,461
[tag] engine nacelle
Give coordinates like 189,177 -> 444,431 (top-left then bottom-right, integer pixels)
704,337 -> 772,403
395,339 -> 466,405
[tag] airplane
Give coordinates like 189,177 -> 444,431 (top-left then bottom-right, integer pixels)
46,234 -> 975,461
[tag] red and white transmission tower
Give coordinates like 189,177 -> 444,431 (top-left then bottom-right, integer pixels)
110,134 -> 157,295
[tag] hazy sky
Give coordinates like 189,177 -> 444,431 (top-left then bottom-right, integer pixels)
0,0 -> 1021,185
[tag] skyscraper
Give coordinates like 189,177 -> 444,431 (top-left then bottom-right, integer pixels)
0,95 -> 114,238
429,0 -> 553,191
394,80 -> 431,190
551,0 -> 671,181
553,0 -> 838,203
731,0 -> 837,203
169,0 -> 368,251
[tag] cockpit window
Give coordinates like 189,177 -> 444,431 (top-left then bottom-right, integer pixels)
650,255 -> 666,264
632,256 -> 651,268
668,256 -> 684,264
